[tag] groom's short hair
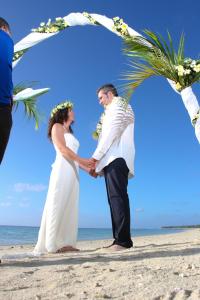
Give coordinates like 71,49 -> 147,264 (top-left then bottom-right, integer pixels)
0,17 -> 10,30
97,84 -> 118,97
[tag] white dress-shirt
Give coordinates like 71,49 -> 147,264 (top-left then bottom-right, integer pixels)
92,97 -> 135,178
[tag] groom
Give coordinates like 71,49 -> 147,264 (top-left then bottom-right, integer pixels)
90,84 -> 135,251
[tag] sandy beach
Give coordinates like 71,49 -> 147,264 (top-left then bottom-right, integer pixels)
1,229 -> 200,300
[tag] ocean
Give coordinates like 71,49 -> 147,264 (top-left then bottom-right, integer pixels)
0,225 -> 183,246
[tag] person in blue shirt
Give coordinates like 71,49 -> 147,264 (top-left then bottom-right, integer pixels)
0,17 -> 14,164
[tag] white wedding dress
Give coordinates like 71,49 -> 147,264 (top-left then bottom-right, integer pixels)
34,132 -> 80,254
0,133 -> 80,260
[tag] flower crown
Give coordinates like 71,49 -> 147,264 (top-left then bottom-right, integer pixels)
51,101 -> 73,118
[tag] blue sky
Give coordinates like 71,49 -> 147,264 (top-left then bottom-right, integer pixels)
0,0 -> 200,228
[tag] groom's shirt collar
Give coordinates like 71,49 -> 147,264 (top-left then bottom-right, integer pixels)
105,96 -> 119,110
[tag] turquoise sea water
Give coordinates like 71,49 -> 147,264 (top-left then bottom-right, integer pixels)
0,226 -> 183,246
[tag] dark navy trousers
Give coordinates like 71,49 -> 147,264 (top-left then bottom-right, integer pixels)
104,158 -> 133,248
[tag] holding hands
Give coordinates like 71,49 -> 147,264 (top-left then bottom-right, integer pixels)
88,158 -> 99,178
77,157 -> 99,178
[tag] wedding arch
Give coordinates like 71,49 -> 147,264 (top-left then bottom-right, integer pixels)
13,12 -> 200,142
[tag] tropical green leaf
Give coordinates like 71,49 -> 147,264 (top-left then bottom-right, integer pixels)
122,30 -> 199,96
13,81 -> 38,95
177,33 -> 185,64
13,82 -> 49,129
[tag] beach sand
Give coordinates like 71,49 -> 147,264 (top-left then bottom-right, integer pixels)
1,229 -> 200,300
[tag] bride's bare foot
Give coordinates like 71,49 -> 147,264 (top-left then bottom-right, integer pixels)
56,246 -> 79,253
67,246 -> 80,252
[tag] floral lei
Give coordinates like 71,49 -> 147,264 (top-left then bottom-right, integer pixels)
51,101 -> 73,118
92,112 -> 106,140
92,97 -> 128,140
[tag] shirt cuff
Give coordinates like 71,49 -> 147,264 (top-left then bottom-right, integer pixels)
92,149 -> 104,161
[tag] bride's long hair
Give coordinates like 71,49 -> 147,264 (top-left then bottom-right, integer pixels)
47,108 -> 73,141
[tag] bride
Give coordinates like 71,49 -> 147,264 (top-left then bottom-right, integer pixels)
33,100 -> 93,254
0,100 -> 94,261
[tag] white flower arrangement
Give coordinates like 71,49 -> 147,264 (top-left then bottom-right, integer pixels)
192,109 -> 200,127
112,17 -> 129,37
174,58 -> 200,91
82,12 -> 99,25
13,49 -> 28,62
51,101 -> 73,118
32,17 -> 69,34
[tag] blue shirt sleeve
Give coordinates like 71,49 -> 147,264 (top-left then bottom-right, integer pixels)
0,29 -> 14,105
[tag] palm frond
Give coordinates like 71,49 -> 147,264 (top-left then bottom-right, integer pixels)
122,61 -> 156,100
144,30 -> 169,59
13,81 -> 38,95
166,31 -> 176,64
123,61 -> 156,88
13,82 -> 49,129
123,35 -> 178,92
19,96 -> 40,129
124,35 -> 177,78
122,30 -> 195,96
177,33 -> 185,64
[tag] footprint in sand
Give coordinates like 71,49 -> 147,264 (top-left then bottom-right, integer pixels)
82,262 -> 93,268
23,271 -> 34,275
23,268 -> 39,276
56,266 -> 74,272
3,286 -> 29,292
154,289 -> 200,300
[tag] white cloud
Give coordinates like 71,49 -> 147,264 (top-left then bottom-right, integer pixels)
0,202 -> 11,207
19,202 -> 30,208
14,183 -> 47,192
18,197 -> 30,208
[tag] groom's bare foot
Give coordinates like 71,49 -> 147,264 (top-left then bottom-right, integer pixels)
103,242 -> 114,249
104,244 -> 128,251
56,246 -> 80,253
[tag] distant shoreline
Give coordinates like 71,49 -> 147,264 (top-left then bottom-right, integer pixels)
162,225 -> 200,229
1,224 -> 199,229
0,227 -> 184,246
